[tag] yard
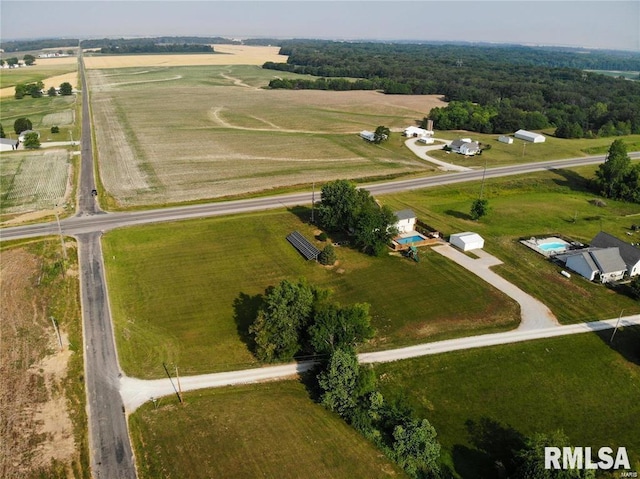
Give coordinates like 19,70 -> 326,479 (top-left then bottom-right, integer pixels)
102,209 -> 518,379
376,327 -> 640,477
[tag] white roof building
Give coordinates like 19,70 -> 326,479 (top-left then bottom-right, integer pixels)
394,209 -> 417,234
514,130 -> 545,143
360,130 -> 376,142
404,126 -> 433,137
498,135 -> 514,144
450,232 -> 484,251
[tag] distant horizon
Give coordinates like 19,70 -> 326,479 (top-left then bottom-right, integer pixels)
1,1 -> 638,52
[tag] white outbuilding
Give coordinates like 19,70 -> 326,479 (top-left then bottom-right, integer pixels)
498,135 -> 514,144
394,209 -> 417,234
450,232 -> 485,251
360,130 -> 376,142
404,126 -> 432,137
514,129 -> 545,143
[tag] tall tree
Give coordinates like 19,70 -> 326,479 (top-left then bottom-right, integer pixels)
249,279 -> 315,362
594,139 -> 631,199
317,347 -> 361,417
23,132 -> 40,149
309,303 -> 373,354
352,200 -> 398,256
13,117 -> 32,135
59,82 -> 73,95
391,418 -> 441,478
470,198 -> 490,220
374,125 -> 390,144
317,179 -> 360,232
23,54 -> 36,65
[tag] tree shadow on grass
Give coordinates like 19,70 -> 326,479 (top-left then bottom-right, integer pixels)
548,168 -> 592,193
452,417 -> 526,479
287,205 -> 314,225
444,209 -> 473,221
232,292 -> 263,354
592,324 -> 640,366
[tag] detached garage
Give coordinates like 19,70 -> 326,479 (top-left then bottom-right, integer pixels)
450,232 -> 485,251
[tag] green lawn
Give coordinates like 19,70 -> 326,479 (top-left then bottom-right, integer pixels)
381,165 -> 640,323
129,380 -> 405,479
0,95 -> 78,141
375,327 -> 640,478
103,210 -> 517,379
427,132 -> 640,168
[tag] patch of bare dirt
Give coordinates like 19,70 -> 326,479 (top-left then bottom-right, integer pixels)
0,248 -> 76,478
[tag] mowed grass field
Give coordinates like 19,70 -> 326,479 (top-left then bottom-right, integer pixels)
375,327 -> 640,477
87,64 -> 443,207
129,380 -> 406,479
380,164 -> 640,323
102,209 -> 518,379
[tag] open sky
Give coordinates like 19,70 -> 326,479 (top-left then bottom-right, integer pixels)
1,0 -> 638,51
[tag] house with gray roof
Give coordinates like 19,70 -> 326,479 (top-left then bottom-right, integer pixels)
564,247 -> 627,283
0,138 -> 19,151
590,231 -> 640,277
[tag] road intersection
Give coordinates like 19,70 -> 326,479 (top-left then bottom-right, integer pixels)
1,56 -> 638,478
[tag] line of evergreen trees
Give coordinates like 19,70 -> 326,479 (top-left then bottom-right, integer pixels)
99,43 -> 214,54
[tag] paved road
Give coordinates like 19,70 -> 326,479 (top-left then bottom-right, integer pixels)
2,153 -> 638,243
119,314 -> 640,412
75,53 -> 136,479
78,233 -> 135,478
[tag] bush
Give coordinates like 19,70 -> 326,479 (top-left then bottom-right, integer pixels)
317,232 -> 328,242
50,126 -> 60,134
14,117 -> 32,134
318,244 -> 336,265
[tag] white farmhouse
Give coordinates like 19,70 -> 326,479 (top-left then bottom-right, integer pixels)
514,129 -> 545,143
450,140 -> 480,156
394,209 -> 417,234
590,231 -> 640,277
450,232 -> 484,251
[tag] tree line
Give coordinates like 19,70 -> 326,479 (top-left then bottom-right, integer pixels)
14,81 -> 73,99
263,41 -> 640,137
98,43 -> 214,54
79,36 -> 238,49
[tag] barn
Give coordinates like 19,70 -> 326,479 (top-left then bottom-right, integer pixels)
360,130 -> 376,142
514,130 -> 545,143
498,135 -> 513,144
0,138 -> 19,151
449,232 -> 484,251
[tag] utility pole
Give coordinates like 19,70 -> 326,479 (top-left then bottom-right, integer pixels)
522,142 -> 526,158
51,317 -> 64,351
175,364 -> 183,404
54,203 -> 68,277
311,182 -> 315,224
162,362 -> 183,404
609,309 -> 625,343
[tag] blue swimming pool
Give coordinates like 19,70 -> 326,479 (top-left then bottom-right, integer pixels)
539,241 -> 568,252
397,235 -> 426,245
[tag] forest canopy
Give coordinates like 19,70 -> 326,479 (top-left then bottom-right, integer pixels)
263,41 -> 640,137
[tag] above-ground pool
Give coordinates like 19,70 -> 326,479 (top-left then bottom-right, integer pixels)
396,234 -> 427,245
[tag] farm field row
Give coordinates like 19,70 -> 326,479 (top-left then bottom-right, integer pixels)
102,165 -> 640,380
0,149 -> 73,217
87,64 -> 444,207
82,44 -> 286,68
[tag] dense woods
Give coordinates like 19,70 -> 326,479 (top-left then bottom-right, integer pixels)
264,41 -> 640,137
98,43 -> 214,54
79,36 -> 238,49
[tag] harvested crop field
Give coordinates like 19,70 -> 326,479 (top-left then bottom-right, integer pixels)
0,149 -> 72,215
0,65 -> 77,97
88,65 -> 444,206
83,44 -> 286,69
0,242 -> 86,479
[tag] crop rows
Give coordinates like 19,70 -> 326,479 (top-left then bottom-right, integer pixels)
41,110 -> 75,126
2,150 -> 70,213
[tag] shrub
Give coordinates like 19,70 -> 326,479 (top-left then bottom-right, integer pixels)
317,232 -> 328,242
318,244 -> 336,265
51,126 -> 60,134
